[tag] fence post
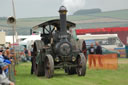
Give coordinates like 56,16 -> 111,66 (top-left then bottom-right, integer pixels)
8,60 -> 15,82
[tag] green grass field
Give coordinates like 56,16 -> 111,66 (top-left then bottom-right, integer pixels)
15,58 -> 128,85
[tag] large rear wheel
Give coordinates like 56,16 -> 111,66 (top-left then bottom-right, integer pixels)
76,53 -> 86,76
44,55 -> 54,78
33,40 -> 45,76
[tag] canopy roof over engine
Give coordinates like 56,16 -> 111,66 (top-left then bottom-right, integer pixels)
32,19 -> 76,30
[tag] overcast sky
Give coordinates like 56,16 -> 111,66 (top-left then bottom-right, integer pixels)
0,0 -> 128,18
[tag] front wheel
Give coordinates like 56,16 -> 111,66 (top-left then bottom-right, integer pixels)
44,55 -> 54,78
76,53 -> 86,76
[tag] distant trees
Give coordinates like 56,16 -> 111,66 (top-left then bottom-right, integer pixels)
73,8 -> 102,15
0,17 -> 7,20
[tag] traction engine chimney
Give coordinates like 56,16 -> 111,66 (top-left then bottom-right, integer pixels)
59,6 -> 68,36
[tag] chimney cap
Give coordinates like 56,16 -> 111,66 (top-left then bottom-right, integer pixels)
59,6 -> 67,13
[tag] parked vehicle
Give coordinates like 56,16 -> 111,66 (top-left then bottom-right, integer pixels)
102,47 -> 120,57
77,34 -> 125,50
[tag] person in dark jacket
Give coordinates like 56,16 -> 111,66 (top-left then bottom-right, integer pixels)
88,44 -> 95,54
24,47 -> 29,61
95,42 -> 102,54
95,42 -> 103,67
88,43 -> 96,68
30,45 -> 34,75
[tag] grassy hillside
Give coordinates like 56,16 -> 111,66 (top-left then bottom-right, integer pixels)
0,9 -> 128,35
90,9 -> 128,20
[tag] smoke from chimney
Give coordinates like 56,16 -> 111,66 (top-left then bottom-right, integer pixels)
62,0 -> 86,15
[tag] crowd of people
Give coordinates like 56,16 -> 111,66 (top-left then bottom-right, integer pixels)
0,46 -> 15,85
20,47 -> 32,62
0,44 -> 33,84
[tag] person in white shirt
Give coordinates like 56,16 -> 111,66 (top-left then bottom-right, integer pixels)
0,66 -> 14,85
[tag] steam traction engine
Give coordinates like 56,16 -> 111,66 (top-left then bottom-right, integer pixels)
32,6 -> 86,78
